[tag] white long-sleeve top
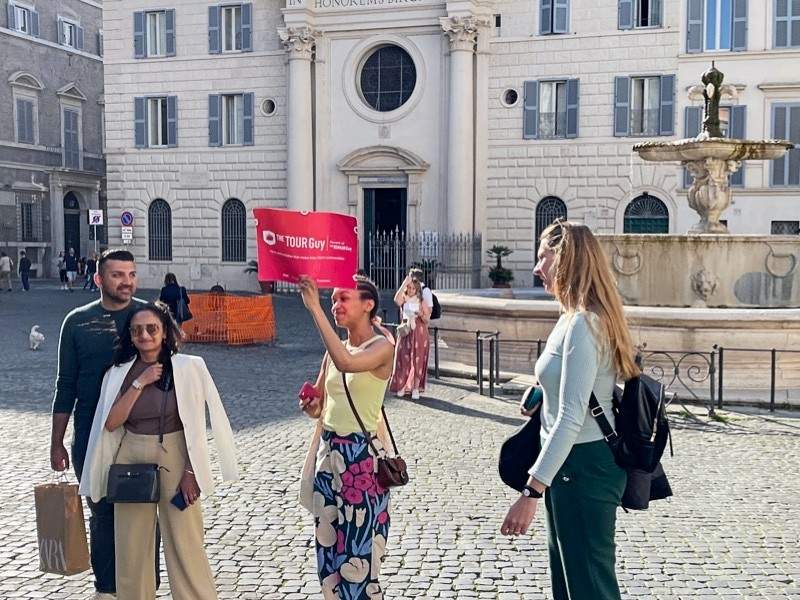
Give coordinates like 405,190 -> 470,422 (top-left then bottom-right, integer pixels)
79,353 -> 239,502
529,311 -> 617,487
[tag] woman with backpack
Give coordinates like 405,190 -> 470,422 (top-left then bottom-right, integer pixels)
159,273 -> 191,326
500,220 -> 639,600
297,275 -> 396,599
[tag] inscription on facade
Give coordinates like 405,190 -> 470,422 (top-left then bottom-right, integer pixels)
288,0 -> 425,8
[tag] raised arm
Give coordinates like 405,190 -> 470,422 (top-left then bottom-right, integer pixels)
394,276 -> 411,308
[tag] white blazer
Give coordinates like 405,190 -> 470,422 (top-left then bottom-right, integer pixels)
79,353 -> 239,503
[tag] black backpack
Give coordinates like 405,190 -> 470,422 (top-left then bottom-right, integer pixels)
430,293 -> 442,320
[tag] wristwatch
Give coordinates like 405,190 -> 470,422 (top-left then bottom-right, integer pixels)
522,485 -> 543,499
131,379 -> 144,391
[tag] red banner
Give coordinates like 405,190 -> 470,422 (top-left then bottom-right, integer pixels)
253,208 -> 358,288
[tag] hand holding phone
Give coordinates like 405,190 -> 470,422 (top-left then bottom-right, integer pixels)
298,381 -> 319,402
520,386 -> 543,416
170,490 -> 188,511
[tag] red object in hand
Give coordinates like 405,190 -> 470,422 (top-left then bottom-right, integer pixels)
299,381 -> 320,402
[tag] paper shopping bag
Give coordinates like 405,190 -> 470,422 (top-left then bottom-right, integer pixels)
34,482 -> 90,575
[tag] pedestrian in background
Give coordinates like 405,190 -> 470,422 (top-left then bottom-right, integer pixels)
0,251 -> 13,291
18,250 -> 32,291
389,274 -> 431,400
65,248 -> 78,293
50,249 -> 156,599
80,301 -> 238,600
84,253 -> 98,291
159,273 -> 191,325
56,251 -> 68,290
298,275 -> 395,599
500,220 -> 639,600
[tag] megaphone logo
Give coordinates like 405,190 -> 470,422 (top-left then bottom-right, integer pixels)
262,230 -> 277,246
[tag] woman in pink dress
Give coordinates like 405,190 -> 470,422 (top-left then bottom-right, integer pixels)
389,276 -> 431,400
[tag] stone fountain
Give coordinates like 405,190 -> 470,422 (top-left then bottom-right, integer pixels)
434,65 -> 800,405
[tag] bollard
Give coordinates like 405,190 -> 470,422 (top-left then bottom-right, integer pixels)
475,331 -> 481,385
489,338 -> 495,398
770,348 -> 776,412
433,327 -> 440,379
709,350 -> 716,414
477,337 -> 484,395
494,333 -> 500,390
717,346 -> 724,409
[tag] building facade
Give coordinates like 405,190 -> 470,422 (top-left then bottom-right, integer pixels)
102,0 -> 800,290
1,0 -> 105,277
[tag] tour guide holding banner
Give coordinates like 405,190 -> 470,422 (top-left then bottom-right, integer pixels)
253,208 -> 359,288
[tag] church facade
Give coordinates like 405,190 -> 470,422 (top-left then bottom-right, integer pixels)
102,0 -> 800,289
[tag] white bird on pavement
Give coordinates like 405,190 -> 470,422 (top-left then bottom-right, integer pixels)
29,325 -> 45,350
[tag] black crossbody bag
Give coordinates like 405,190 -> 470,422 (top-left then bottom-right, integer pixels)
106,372 -> 172,503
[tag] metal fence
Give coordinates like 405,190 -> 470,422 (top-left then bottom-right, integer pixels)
366,230 -> 482,291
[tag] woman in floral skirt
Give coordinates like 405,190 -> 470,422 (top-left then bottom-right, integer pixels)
299,275 -> 396,600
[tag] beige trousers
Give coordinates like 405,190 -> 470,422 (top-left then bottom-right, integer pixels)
114,430 -> 217,600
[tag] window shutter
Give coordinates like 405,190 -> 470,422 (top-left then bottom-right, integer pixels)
686,0 -> 704,53
683,106 -> 702,187
730,105 -> 746,185
7,3 -> 15,29
566,78 -> 579,138
618,0 -> 633,30
25,100 -> 34,143
167,96 -> 178,147
134,97 -> 147,148
732,0 -> 747,51
31,10 -> 39,36
553,0 -> 568,33
539,0 -> 553,34
613,76 -> 630,137
208,6 -> 221,54
165,9 -> 176,56
209,94 -> 222,146
771,105 -> 787,185
97,31 -> 103,56
243,93 -> 254,145
16,100 -> 26,143
58,19 -> 64,45
77,26 -> 84,50
241,3 -> 253,51
651,0 -> 662,27
659,75 -> 675,136
134,12 -> 146,58
523,80 -> 539,139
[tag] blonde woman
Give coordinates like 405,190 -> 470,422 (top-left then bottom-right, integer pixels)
79,302 -> 238,600
389,276 -> 431,400
501,221 -> 639,600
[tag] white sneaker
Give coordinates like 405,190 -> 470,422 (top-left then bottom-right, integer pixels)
396,390 -> 406,398
411,389 -> 420,400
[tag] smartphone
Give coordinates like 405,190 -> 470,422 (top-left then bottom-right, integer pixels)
170,491 -> 188,511
522,386 -> 544,412
298,381 -> 320,402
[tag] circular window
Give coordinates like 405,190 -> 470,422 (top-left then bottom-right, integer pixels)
261,98 -> 276,116
359,45 -> 417,112
502,88 -> 519,107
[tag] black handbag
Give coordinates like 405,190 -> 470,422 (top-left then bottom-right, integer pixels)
106,372 -> 171,504
498,386 -> 543,492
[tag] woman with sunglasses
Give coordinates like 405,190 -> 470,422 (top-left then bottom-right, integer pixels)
79,301 -> 238,600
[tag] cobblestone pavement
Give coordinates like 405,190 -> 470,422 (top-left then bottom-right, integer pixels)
1,283 -> 799,599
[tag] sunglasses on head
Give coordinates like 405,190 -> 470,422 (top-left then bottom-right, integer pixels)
130,323 -> 162,338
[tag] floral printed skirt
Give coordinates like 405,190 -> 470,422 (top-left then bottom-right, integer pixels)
313,430 -> 391,600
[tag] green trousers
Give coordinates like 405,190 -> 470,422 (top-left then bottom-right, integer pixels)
544,440 -> 627,600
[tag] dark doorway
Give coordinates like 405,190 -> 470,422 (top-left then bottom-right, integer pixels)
63,192 -> 81,254
364,188 -> 407,291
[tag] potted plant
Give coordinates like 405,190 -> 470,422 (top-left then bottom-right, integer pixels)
487,245 -> 514,288
244,260 -> 273,294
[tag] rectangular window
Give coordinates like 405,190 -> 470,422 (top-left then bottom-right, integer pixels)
705,0 -> 732,50
147,11 -> 167,56
223,94 -> 244,145
16,192 -> 42,242
14,4 -> 30,32
771,220 -> 800,234
771,103 -> 800,186
62,108 -> 80,170
775,0 -> 800,47
59,18 -> 81,49
147,97 -> 169,147
630,77 -> 661,135
636,0 -> 661,27
15,98 -> 35,144
540,0 -> 569,34
539,81 -> 568,138
222,4 -> 243,51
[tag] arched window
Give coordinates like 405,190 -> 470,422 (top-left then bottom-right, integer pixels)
534,196 -> 567,287
623,193 -> 669,233
221,198 -> 246,262
148,199 -> 172,261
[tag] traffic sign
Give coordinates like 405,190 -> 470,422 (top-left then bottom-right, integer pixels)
88,210 -> 104,225
121,226 -> 134,240
120,211 -> 134,227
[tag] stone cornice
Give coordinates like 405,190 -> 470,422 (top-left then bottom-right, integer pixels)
278,27 -> 319,60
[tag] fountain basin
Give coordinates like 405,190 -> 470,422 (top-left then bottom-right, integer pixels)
633,138 -> 793,163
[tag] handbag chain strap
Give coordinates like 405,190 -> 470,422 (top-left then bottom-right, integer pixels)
340,372 -> 400,458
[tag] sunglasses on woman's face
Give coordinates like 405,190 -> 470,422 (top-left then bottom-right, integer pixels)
130,323 -> 162,338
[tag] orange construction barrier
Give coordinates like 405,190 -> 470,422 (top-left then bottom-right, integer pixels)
183,293 -> 276,345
